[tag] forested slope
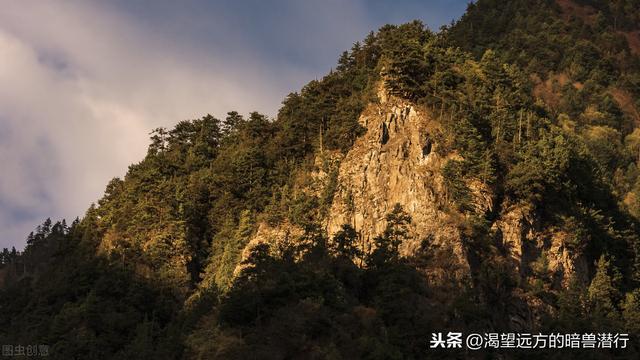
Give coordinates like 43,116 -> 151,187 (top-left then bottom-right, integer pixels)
1,1 -> 640,359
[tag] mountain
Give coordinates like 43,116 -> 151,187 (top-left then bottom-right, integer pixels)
1,1 -> 640,358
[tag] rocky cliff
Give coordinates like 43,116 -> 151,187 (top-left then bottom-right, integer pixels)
325,88 -> 470,265
244,84 -> 590,309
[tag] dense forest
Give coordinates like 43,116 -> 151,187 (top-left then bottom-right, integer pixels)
2,0 -> 640,359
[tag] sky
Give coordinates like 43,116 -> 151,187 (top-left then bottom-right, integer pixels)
0,0 -> 469,250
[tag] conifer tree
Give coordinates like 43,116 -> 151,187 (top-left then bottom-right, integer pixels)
331,224 -> 362,260
588,254 -> 622,321
622,289 -> 640,334
367,204 -> 412,266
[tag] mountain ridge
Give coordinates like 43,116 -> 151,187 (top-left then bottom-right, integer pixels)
2,1 -> 640,358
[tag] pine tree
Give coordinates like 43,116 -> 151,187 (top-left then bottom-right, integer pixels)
1,248 -> 9,265
148,127 -> 168,155
215,210 -> 255,291
382,203 -> 412,253
557,275 -> 588,329
588,254 -> 622,321
222,111 -> 244,136
622,289 -> 640,334
367,204 -> 412,266
331,224 -> 362,260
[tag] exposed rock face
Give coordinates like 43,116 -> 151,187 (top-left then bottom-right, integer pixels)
325,91 -> 469,268
494,204 -> 589,288
245,221 -> 305,256
546,231 -> 589,287
240,86 -> 588,310
323,87 -> 588,293
493,205 -> 535,277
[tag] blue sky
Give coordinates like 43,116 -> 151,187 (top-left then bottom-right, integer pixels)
0,0 -> 469,250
